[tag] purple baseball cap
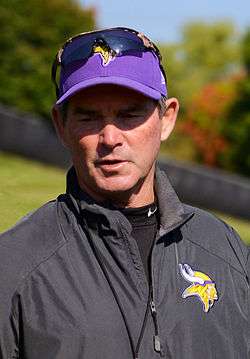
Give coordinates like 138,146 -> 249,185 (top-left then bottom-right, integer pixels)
55,28 -> 167,104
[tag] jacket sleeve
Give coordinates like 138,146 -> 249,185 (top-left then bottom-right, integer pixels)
247,248 -> 250,285
0,302 -> 19,359
0,203 -> 60,359
0,240 -> 20,359
0,286 -> 20,359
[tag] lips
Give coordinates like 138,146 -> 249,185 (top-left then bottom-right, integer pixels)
97,159 -> 125,165
95,158 -> 128,172
95,157 -> 126,164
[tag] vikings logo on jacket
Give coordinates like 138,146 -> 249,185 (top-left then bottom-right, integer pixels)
179,263 -> 218,313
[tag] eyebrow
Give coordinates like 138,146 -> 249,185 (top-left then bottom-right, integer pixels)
118,104 -> 148,113
73,107 -> 99,116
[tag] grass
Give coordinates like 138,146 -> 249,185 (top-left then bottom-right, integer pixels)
0,152 -> 249,245
0,152 -> 65,232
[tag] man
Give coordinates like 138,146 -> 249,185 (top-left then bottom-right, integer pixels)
0,27 -> 249,359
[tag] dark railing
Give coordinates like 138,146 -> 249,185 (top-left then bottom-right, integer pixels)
1,104 -> 250,219
159,158 -> 250,220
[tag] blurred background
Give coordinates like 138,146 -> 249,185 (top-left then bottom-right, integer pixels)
0,0 -> 250,243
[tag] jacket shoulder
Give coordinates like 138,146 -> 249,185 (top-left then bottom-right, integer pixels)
0,199 -> 66,290
182,204 -> 249,275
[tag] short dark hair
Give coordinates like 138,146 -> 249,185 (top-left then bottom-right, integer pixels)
57,101 -> 69,124
157,95 -> 167,118
57,95 -> 167,124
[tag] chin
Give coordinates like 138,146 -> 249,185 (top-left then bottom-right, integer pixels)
95,174 -> 141,194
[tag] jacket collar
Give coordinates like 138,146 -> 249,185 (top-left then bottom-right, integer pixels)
66,165 -> 193,234
154,166 -> 193,235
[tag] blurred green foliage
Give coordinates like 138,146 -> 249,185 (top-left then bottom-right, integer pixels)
160,22 -> 250,177
221,29 -> 250,176
159,21 -> 241,108
178,75 -> 238,166
0,0 -> 95,119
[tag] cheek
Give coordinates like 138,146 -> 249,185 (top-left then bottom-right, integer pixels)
78,135 -> 98,159
68,131 -> 98,164
135,121 -> 162,152
129,123 -> 161,172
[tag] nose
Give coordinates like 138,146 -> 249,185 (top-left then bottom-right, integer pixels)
99,123 -> 123,149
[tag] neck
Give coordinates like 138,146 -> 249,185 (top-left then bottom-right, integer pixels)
112,171 -> 155,208
76,166 -> 156,209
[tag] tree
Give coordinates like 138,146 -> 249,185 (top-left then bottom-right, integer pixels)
179,76 -> 238,166
221,29 -> 250,176
159,21 -> 244,168
0,0 -> 95,120
159,21 -> 241,108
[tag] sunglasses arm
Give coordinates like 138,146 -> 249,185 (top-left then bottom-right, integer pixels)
51,56 -> 60,98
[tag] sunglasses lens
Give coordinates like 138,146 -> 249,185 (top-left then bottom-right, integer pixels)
61,29 -> 149,67
104,36 -> 144,54
61,33 -> 98,66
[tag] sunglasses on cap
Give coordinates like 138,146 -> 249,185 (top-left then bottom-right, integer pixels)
51,27 -> 167,99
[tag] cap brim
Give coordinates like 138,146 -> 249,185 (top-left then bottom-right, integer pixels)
56,76 -> 161,105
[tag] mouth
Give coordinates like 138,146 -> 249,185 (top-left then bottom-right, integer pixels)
98,159 -> 125,164
95,159 -> 128,172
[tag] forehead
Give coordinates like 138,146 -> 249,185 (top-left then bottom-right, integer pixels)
67,84 -> 156,111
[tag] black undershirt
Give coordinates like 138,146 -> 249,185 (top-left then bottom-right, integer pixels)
120,203 -> 158,282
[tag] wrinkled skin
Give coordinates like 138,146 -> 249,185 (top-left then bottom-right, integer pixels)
52,84 -> 179,207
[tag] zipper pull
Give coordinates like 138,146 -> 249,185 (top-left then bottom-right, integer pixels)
150,300 -> 162,353
153,335 -> 161,352
150,300 -> 156,314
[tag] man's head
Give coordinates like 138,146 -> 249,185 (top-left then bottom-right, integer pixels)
52,27 -> 179,207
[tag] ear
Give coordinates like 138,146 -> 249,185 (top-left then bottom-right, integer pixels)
51,105 -> 69,148
160,97 -> 179,142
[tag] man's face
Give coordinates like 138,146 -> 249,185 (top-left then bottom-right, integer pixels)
53,84 -> 177,206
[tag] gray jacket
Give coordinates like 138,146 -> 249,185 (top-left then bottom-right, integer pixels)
0,167 -> 249,359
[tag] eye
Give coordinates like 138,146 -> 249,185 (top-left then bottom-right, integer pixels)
78,116 -> 92,122
119,112 -> 144,119
77,115 -> 100,124
127,113 -> 141,118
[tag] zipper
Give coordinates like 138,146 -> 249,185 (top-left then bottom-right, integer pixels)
134,292 -> 151,359
134,235 -> 164,358
149,238 -> 164,357
150,298 -> 162,353
134,286 -> 163,358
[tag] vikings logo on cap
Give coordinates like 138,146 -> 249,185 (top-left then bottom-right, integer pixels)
92,40 -> 116,66
179,264 -> 218,313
